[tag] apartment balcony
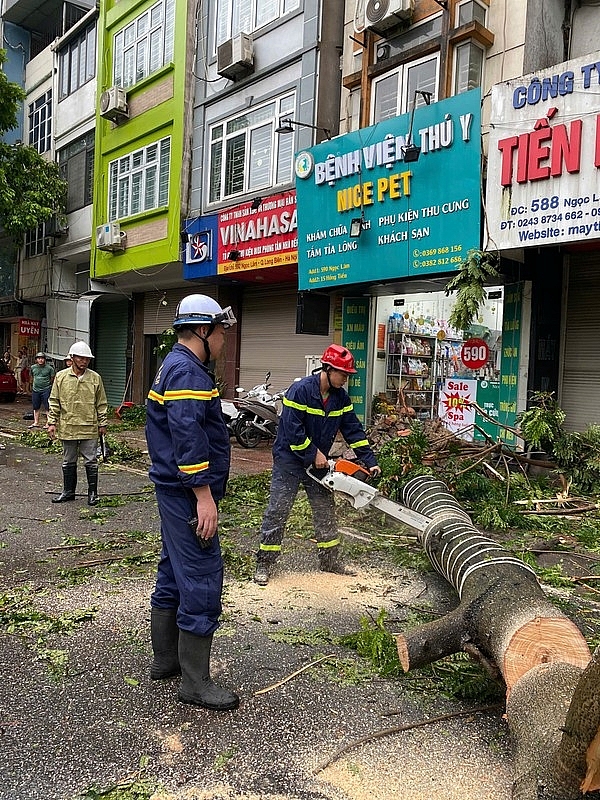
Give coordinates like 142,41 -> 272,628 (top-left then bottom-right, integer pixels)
3,0 -> 94,56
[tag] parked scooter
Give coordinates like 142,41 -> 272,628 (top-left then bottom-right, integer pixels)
220,398 -> 241,436
232,371 -> 283,448
221,373 -> 274,439
234,389 -> 285,448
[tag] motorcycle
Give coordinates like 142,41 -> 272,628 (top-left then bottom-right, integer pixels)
220,398 -> 241,436
233,371 -> 285,449
221,373 -> 274,439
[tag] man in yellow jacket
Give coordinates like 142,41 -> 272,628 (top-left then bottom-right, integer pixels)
47,341 -> 108,505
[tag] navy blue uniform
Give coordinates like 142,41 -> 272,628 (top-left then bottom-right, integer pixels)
146,343 -> 230,636
258,373 -> 377,563
273,373 -> 377,474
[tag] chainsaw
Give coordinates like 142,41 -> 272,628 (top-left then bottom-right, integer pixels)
307,459 -> 431,534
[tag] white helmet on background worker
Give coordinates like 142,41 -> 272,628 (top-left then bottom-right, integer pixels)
69,341 -> 94,358
172,294 -> 237,329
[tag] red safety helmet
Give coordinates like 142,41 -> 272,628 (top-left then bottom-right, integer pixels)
321,344 -> 357,374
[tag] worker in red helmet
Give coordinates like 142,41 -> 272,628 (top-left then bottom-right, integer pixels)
254,344 -> 381,586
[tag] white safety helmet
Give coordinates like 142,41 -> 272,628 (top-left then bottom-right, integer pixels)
69,341 -> 94,358
172,294 -> 237,329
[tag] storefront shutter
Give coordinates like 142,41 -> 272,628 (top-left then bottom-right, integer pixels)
238,287 -> 332,394
142,287 -> 217,334
560,254 -> 600,431
94,299 -> 129,408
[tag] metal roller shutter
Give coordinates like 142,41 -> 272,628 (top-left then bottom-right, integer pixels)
560,254 -> 600,431
143,288 -> 217,334
94,299 -> 129,408
238,287 -> 332,394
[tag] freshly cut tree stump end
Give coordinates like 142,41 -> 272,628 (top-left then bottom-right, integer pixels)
503,616 -> 591,694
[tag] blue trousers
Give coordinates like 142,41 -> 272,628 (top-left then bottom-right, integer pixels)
257,463 -> 339,563
151,487 -> 224,636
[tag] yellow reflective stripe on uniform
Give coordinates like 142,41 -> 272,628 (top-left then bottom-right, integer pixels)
317,538 -> 341,549
148,389 -> 164,404
326,404 -> 353,418
290,437 -> 311,452
349,439 -> 369,449
259,543 -> 282,552
179,462 -> 209,474
283,397 -> 325,416
164,388 -> 218,401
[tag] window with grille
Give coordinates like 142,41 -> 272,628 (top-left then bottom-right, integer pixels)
371,54 -> 439,125
58,133 -> 95,212
107,137 -> 171,221
113,0 -> 175,89
216,0 -> 300,46
28,90 -> 52,154
25,224 -> 49,259
208,93 -> 295,204
58,23 -> 96,100
454,41 -> 484,94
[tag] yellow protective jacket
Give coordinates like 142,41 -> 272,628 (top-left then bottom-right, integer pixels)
48,368 -> 108,440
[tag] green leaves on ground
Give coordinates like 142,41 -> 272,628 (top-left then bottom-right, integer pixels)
0,584 -> 96,678
341,609 -> 503,702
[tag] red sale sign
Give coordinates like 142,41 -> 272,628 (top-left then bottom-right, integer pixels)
461,337 -> 489,370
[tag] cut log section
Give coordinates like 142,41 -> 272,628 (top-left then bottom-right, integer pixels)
396,475 -> 600,800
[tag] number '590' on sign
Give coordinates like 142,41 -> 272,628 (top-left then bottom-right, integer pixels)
461,338 -> 489,370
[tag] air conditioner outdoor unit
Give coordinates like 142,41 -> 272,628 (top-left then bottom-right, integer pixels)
365,0 -> 414,34
217,32 -> 254,81
46,214 -> 68,238
99,86 -> 129,122
96,222 -> 126,252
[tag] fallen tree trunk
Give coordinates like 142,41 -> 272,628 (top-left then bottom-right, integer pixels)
396,475 -> 600,800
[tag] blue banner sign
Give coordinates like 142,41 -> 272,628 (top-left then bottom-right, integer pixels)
296,90 -> 481,290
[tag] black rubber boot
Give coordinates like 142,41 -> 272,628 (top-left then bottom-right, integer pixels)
150,608 -> 181,680
318,547 -> 356,576
178,630 -> 239,711
52,464 -> 77,503
85,464 -> 99,506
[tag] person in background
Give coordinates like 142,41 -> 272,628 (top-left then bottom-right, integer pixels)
29,353 -> 55,428
253,344 -> 381,586
3,347 -> 15,370
145,293 -> 239,712
46,341 -> 107,506
15,349 -> 29,394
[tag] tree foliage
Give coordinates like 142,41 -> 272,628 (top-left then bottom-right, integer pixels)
0,50 -> 66,241
445,248 -> 500,333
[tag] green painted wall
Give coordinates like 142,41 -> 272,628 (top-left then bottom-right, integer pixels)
92,0 -> 189,279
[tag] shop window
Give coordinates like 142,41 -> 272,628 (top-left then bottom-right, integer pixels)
208,92 -> 295,204
216,0 -> 300,47
113,0 -> 175,89
371,53 -> 439,124
58,23 -> 96,100
454,41 -> 484,94
28,90 -> 52,155
107,137 -> 171,220
456,0 -> 487,27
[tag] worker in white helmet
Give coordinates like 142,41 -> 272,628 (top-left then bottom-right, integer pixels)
145,294 -> 239,712
47,340 -> 108,506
